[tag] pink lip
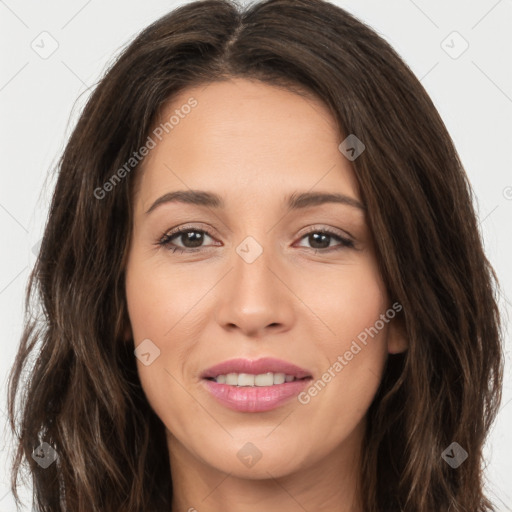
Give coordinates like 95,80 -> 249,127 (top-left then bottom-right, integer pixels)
200,357 -> 312,413
202,379 -> 311,412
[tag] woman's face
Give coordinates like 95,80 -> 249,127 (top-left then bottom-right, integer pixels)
124,78 -> 406,479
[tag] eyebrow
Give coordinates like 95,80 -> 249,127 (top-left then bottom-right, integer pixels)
145,189 -> 366,215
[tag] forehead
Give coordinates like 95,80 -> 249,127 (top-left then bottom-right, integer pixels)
134,78 -> 361,212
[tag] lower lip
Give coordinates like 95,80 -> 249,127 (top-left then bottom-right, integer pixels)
202,378 -> 311,412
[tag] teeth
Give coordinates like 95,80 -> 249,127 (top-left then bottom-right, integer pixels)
226,373 -> 238,385
238,373 -> 255,386
271,373 -> 285,385
213,372 -> 297,386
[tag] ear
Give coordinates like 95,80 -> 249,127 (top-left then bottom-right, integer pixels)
123,323 -> 133,342
386,312 -> 408,354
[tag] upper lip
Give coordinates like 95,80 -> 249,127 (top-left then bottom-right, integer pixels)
201,357 -> 312,380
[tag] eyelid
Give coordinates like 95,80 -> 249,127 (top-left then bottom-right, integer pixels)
162,222 -> 219,239
157,222 -> 356,253
161,222 -> 353,240
297,224 -> 353,241
159,223 -> 219,246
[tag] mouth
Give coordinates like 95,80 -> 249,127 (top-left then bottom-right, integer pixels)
200,357 -> 313,412
201,356 -> 312,381
204,372 -> 308,386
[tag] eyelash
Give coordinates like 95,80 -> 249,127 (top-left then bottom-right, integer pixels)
156,225 -> 355,254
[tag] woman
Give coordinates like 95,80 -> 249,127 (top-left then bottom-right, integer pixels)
7,0 -> 504,510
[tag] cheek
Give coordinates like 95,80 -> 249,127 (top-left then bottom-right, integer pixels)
125,241 -> 389,429
293,251 -> 388,352
294,255 -> 389,422
124,251 -> 208,417
125,252 -> 201,342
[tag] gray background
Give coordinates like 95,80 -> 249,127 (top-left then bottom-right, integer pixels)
1,0 -> 511,510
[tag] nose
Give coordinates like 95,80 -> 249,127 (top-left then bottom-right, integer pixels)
214,239 -> 295,338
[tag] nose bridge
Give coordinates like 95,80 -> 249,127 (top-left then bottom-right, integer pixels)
232,232 -> 280,302
214,231 -> 294,335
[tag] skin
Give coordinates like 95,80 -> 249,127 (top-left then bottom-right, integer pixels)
124,78 -> 407,512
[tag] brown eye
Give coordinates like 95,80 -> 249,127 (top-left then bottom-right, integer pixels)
158,228 -> 216,253
296,229 -> 354,252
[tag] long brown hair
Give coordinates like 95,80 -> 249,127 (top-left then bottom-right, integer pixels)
7,0 -> 504,510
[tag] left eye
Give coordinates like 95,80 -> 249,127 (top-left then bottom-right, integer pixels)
157,227 -> 354,253
158,228 -> 216,253
296,230 -> 354,251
